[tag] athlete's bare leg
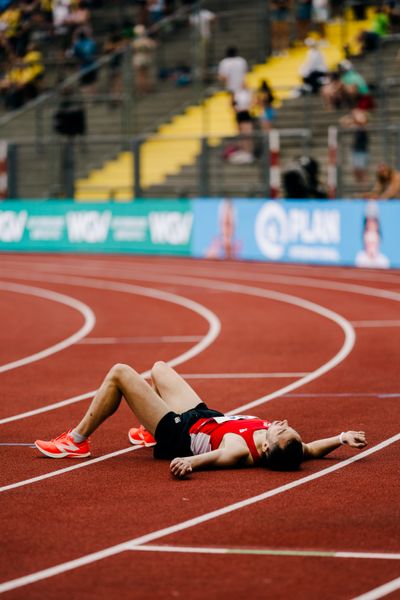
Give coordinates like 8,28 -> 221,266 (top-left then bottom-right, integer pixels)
150,361 -> 203,413
75,363 -> 171,438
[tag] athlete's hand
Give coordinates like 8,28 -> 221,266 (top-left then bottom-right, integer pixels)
170,457 -> 193,479
343,431 -> 367,448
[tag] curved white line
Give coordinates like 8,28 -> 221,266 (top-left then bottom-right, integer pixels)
0,278 -> 221,424
0,282 -> 96,374
1,433 -> 398,593
352,576 -> 400,600
0,272 -> 353,427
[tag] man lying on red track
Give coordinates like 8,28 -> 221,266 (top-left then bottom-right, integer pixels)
35,362 -> 367,477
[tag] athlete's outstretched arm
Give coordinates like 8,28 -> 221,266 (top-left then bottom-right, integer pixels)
170,444 -> 250,478
302,430 -> 367,460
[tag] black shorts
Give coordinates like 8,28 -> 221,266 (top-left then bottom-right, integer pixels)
236,110 -> 252,123
153,403 -> 224,460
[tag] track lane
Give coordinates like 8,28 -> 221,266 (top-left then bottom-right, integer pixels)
1,255 -> 398,596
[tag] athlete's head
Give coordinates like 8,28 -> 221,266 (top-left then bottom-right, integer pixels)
260,420 -> 303,471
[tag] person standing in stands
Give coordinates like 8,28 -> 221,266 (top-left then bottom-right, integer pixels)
217,46 -> 248,94
255,80 -> 276,132
132,24 -> 157,95
340,108 -> 369,185
189,6 -> 217,82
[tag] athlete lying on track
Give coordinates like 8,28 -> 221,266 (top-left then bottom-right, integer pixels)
35,362 -> 367,476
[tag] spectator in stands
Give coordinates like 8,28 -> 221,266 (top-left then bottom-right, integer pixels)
297,37 -> 328,95
387,2 -> 400,33
340,108 -> 369,185
366,163 -> 400,200
352,0 -> 366,20
146,0 -> 165,27
357,5 -> 390,56
132,24 -> 156,95
312,0 -> 329,38
135,0 -> 148,27
296,0 -> 312,42
330,0 -> 344,19
0,57 -> 26,109
255,79 -> 276,132
65,0 -> 91,29
320,68 -> 346,110
0,2 -> 22,53
53,0 -> 72,34
53,86 -> 86,138
189,6 -> 217,82
270,0 -> 290,55
71,28 -> 97,92
104,27 -> 126,107
218,46 -> 248,95
231,82 -> 254,163
0,43 -> 43,109
338,60 -> 374,111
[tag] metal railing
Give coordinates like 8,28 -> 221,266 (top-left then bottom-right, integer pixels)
4,129 -> 312,200
5,124 -> 400,200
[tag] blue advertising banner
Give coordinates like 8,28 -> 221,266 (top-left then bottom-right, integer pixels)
0,198 -> 399,267
192,199 -> 400,268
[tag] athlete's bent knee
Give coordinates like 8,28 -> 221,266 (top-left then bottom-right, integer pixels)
109,363 -> 133,383
151,361 -> 168,378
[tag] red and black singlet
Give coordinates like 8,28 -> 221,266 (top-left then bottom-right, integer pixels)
189,415 -> 271,463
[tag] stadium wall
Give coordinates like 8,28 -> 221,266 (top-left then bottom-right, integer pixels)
0,199 -> 399,269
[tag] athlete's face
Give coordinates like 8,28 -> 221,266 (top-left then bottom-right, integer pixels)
264,420 -> 302,450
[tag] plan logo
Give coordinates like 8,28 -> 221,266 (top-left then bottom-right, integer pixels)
0,210 -> 27,242
149,211 -> 193,245
255,203 -> 288,259
255,202 -> 340,261
66,211 -> 112,243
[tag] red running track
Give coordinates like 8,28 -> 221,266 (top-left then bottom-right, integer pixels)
0,254 -> 399,600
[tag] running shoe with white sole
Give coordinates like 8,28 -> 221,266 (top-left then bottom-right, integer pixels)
128,425 -> 156,447
35,430 -> 91,458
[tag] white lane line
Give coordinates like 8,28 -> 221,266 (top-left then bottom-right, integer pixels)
0,271 -> 356,422
127,544 -> 400,560
285,392 -> 400,398
352,320 -> 400,328
0,273 -> 353,488
0,282 -> 95,374
0,272 -> 354,491
0,391 -> 96,426
0,434 -> 398,594
78,336 -> 203,344
5,256 -> 400,286
0,279 -> 220,425
352,577 -> 400,600
0,446 -> 141,493
181,372 -> 309,379
0,443 -> 35,447
73,260 -> 400,306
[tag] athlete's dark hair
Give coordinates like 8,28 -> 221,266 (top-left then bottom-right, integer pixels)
259,438 -> 303,471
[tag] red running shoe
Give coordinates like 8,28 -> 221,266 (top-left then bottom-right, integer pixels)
35,430 -> 90,458
128,425 -> 156,447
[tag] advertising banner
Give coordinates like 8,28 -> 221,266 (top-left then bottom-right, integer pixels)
0,200 -> 193,255
192,198 -> 400,268
0,198 -> 399,268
